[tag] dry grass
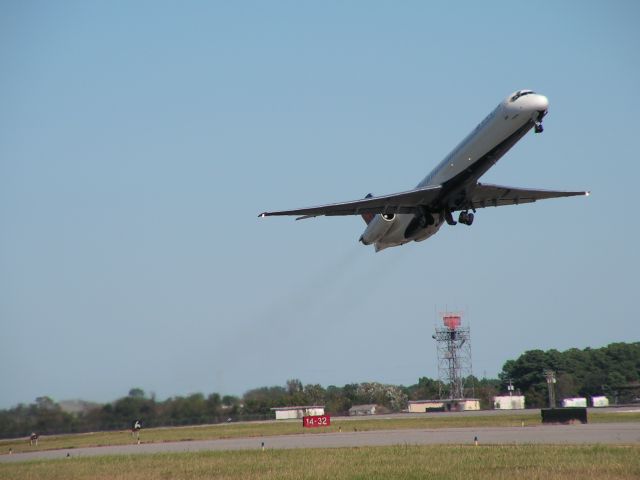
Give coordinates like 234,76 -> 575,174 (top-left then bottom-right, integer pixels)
1,410 -> 638,455
1,445 -> 639,479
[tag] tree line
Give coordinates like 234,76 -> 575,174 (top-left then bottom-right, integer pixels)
0,342 -> 637,438
499,342 -> 639,406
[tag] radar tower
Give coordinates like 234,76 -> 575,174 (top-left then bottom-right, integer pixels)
433,313 -> 473,400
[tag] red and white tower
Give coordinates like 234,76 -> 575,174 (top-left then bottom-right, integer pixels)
433,313 -> 473,400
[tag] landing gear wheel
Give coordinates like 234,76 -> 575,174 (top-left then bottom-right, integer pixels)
458,211 -> 474,226
534,123 -> 544,133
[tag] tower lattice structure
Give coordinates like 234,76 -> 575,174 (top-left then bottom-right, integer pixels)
433,313 -> 473,400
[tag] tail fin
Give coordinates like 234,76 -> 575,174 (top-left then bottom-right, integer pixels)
361,193 -> 374,225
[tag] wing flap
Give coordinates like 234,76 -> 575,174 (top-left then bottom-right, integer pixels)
469,183 -> 589,209
259,185 -> 442,219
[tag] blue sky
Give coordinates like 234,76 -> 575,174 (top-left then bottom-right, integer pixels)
1,1 -> 638,408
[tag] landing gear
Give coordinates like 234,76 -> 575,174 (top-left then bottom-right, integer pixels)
446,208 -> 475,226
444,209 -> 457,226
417,206 -> 434,227
534,110 -> 545,134
458,211 -> 474,226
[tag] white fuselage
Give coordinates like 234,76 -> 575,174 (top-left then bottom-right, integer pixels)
366,90 -> 549,251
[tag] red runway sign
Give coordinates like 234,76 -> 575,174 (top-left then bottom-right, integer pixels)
303,415 -> 330,428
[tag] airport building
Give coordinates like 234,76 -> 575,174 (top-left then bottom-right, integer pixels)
492,395 -> 525,410
271,405 -> 325,420
408,399 -> 480,413
349,404 -> 377,416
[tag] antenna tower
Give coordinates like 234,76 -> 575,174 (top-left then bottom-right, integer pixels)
433,312 -> 473,400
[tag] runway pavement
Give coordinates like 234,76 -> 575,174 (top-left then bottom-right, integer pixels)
1,423 -> 638,463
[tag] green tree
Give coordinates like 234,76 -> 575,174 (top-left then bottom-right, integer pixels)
128,388 -> 145,398
206,393 -> 222,417
222,395 -> 239,407
407,377 -> 440,400
303,384 -> 326,405
556,373 -> 579,399
499,343 -> 640,407
286,379 -> 303,396
473,377 -> 500,409
324,385 -> 351,414
243,386 -> 287,414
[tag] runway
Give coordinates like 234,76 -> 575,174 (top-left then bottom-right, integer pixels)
1,423 -> 638,463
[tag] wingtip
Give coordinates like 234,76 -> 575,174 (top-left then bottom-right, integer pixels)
258,212 -> 267,218
585,191 -> 591,197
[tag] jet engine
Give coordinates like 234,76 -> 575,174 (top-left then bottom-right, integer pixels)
359,213 -> 396,245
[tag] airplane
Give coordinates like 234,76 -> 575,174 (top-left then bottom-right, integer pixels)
259,90 -> 589,252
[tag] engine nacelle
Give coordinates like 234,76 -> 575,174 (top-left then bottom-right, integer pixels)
359,213 -> 396,245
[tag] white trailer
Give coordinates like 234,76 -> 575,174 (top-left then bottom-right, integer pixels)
562,397 -> 587,408
591,396 -> 609,407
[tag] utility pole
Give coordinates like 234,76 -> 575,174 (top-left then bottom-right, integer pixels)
544,369 -> 556,408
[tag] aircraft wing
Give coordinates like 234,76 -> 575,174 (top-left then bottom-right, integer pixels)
467,183 -> 589,209
259,185 -> 442,219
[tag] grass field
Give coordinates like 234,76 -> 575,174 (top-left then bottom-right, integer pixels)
1,410 -> 638,455
0,445 -> 638,479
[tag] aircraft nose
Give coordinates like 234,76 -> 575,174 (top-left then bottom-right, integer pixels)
532,94 -> 549,112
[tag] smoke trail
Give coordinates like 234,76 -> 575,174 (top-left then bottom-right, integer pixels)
317,242 -> 415,323
258,243 -> 367,329
217,240 -> 419,373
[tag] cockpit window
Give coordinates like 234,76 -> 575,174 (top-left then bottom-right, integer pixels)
510,90 -> 535,102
